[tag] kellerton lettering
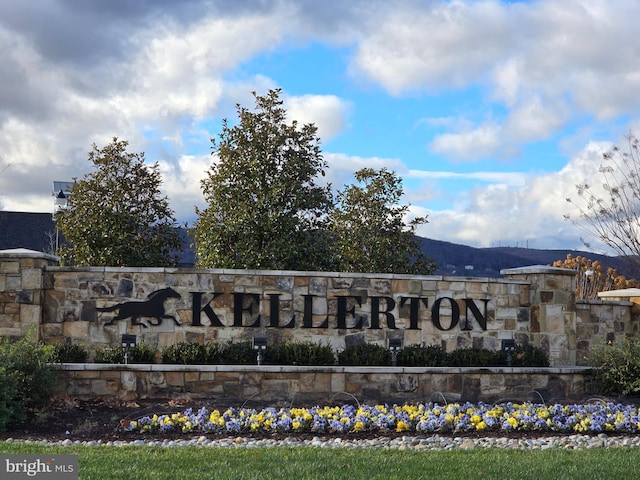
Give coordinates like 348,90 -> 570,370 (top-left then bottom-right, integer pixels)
189,292 -> 489,331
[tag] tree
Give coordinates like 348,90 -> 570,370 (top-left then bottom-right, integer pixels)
192,89 -> 336,270
56,138 -> 182,267
552,254 -> 638,300
566,133 -> 640,273
328,167 -> 436,274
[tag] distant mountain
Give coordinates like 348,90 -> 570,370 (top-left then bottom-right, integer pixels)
419,237 -> 639,279
1,211 -> 638,279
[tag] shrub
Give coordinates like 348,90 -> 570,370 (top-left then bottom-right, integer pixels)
446,348 -> 501,367
152,341 -> 549,367
589,337 -> 640,396
130,343 -> 158,363
337,343 -> 391,366
220,341 -> 256,365
95,343 -> 158,364
0,332 -> 56,431
94,346 -> 125,364
397,344 -> 448,367
508,344 -> 550,367
162,342 -> 221,364
162,342 -> 204,365
266,340 -> 335,365
51,342 -> 89,363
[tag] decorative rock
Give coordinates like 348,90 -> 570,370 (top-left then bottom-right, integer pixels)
7,432 -> 640,450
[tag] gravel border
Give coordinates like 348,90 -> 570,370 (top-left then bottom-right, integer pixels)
4,433 -> 640,450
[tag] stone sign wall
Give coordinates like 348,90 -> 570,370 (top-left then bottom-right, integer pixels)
2,249 -> 639,366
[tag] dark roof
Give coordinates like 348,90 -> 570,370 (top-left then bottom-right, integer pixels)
0,211 -> 55,253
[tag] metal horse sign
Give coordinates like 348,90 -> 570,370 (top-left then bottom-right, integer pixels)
97,287 -> 181,328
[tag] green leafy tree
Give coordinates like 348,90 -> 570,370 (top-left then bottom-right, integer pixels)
57,137 -> 182,266
192,89 -> 336,270
329,167 -> 436,274
566,132 -> 640,273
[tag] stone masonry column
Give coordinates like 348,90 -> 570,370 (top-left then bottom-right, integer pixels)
0,249 -> 59,340
501,265 -> 577,366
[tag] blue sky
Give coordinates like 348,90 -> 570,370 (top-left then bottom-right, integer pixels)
1,0 -> 639,252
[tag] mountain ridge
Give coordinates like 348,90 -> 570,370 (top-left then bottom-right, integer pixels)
421,236 -> 638,279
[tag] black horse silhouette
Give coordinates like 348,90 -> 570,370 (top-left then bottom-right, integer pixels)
97,287 -> 182,328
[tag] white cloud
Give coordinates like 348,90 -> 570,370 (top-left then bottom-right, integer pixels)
113,14 -> 285,124
286,94 -> 352,142
503,96 -> 569,142
416,140 -> 613,250
158,154 -> 210,224
430,124 -> 503,161
351,0 -> 640,161
408,169 -> 527,186
352,0 -> 510,94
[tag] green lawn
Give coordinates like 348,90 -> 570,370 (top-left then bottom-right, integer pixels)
2,442 -> 639,480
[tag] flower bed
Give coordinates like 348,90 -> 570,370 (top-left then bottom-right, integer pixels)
124,401 -> 640,436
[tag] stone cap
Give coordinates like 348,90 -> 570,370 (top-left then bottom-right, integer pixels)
500,265 -> 576,276
51,363 -> 595,375
598,288 -> 640,299
0,248 -> 59,261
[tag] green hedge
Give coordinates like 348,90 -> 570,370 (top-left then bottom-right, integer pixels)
337,343 -> 391,366
265,340 -> 335,366
56,340 -> 550,367
94,343 -> 157,364
51,342 -> 89,363
341,343 -> 549,367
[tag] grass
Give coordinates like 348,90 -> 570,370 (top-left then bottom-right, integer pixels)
2,442 -> 639,479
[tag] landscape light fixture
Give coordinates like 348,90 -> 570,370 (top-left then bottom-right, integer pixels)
388,338 -> 403,367
253,336 -> 267,366
121,334 -> 137,365
502,339 -> 516,367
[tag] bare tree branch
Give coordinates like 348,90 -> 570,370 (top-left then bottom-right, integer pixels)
566,132 -> 640,274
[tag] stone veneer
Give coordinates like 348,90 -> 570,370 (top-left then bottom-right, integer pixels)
41,265 -> 537,359
0,249 -> 59,337
2,250 -> 640,367
3,249 -> 637,403
53,364 -> 597,405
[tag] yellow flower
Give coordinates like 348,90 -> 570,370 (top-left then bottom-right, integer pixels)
396,420 -> 409,432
